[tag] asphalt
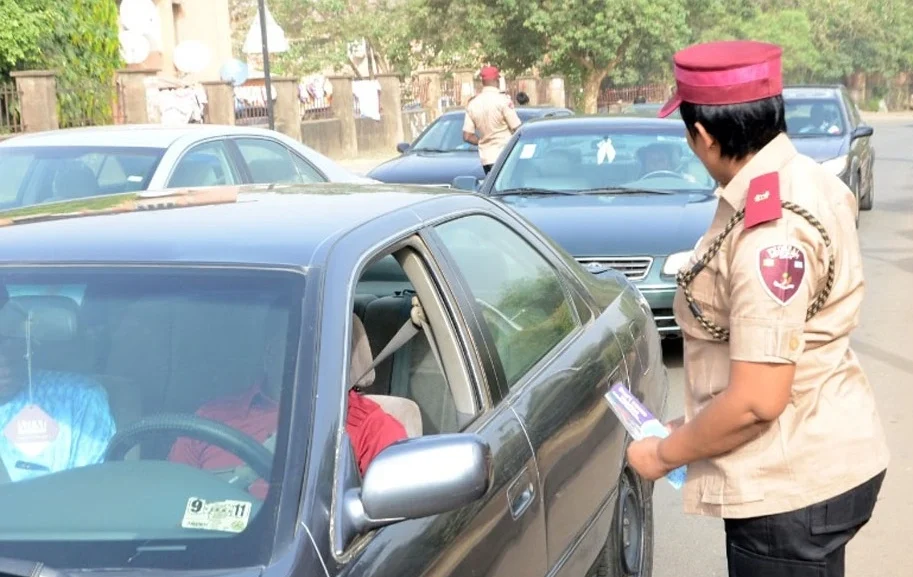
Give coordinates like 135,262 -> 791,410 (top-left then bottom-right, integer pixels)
654,117 -> 913,577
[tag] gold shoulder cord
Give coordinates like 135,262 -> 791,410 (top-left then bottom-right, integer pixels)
675,201 -> 837,342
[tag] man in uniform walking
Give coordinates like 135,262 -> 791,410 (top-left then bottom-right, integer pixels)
626,40 -> 889,577
462,66 -> 522,174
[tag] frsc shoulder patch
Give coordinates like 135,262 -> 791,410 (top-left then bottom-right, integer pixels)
757,244 -> 807,305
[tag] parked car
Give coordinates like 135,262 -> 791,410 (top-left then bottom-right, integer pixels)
453,116 -> 718,337
367,106 -> 573,186
0,183 -> 667,577
782,85 -> 875,225
611,103 -> 681,119
0,124 -> 374,210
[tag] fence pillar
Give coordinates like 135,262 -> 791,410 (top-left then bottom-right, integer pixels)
376,74 -> 404,149
417,70 -> 442,118
328,75 -> 358,158
272,77 -> 301,141
11,70 -> 58,132
547,76 -> 566,108
116,69 -> 157,124
201,81 -> 236,125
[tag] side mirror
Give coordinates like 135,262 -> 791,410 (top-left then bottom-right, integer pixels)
852,125 -> 874,139
452,175 -> 479,192
343,434 -> 491,534
396,142 -> 411,154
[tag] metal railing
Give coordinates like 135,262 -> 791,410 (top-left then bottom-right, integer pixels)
0,82 -> 22,134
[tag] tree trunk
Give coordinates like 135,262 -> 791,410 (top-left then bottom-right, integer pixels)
582,70 -> 605,114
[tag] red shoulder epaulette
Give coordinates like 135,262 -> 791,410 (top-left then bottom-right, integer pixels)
744,172 -> 782,228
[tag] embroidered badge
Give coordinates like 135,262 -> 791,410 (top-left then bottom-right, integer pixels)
757,244 -> 807,305
744,172 -> 782,228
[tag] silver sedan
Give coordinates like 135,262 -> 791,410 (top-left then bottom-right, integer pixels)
0,124 -> 374,208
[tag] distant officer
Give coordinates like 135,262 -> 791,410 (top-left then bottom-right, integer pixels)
626,40 -> 889,577
462,66 -> 522,174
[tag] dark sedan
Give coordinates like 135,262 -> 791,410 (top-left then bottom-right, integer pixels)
783,85 -> 875,224
454,116 -> 718,337
0,183 -> 666,577
367,106 -> 573,186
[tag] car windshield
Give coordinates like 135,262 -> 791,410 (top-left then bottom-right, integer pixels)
0,146 -> 164,210
0,265 -> 305,570
784,98 -> 846,137
491,128 -> 715,194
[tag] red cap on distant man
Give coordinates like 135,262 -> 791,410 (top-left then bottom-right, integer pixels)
480,66 -> 500,81
658,40 -> 783,118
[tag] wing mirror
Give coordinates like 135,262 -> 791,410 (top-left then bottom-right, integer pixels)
852,125 -> 874,139
452,175 -> 480,192
396,142 -> 411,154
342,434 -> 491,535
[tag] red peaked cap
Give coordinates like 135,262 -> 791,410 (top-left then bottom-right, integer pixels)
480,66 -> 500,81
658,40 -> 784,118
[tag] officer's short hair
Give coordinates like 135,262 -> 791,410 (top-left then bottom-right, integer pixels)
679,95 -> 787,161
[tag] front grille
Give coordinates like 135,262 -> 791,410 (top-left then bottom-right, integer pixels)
576,256 -> 653,281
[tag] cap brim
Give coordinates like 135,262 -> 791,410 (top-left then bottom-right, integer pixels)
657,93 -> 682,118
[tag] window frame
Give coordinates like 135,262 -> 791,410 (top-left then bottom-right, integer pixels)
165,138 -> 242,188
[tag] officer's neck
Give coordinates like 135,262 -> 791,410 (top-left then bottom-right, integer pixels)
717,152 -> 756,187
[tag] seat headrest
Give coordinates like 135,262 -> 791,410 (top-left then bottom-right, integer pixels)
349,313 -> 375,388
0,296 -> 78,342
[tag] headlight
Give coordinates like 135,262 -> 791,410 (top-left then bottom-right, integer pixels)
662,251 -> 693,276
820,155 -> 848,176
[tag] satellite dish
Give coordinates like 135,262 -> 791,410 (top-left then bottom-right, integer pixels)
243,3 -> 289,54
173,40 -> 211,74
120,30 -> 151,65
219,59 -> 250,87
119,0 -> 157,35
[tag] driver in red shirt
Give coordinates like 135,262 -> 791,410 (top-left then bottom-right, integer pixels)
168,310 -> 407,498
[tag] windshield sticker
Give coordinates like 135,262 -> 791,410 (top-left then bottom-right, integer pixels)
127,175 -> 144,182
4,404 -> 59,458
597,138 -> 616,165
181,497 -> 252,533
519,143 -> 537,159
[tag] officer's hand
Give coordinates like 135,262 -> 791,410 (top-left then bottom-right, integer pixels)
627,436 -> 673,481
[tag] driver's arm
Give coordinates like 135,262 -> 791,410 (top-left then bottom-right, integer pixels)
68,382 -> 116,468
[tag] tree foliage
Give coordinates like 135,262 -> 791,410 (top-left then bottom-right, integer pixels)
0,0 -> 51,75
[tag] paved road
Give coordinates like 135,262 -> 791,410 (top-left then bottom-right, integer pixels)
653,118 -> 913,577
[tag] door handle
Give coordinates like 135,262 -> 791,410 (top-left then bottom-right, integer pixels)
507,466 -> 536,520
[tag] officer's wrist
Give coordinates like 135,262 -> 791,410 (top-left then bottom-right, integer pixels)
656,436 -> 681,471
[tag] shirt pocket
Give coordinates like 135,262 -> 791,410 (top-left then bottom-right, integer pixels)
676,251 -> 724,338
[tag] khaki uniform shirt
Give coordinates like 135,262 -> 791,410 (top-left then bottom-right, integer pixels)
463,87 -> 522,166
673,133 -> 890,519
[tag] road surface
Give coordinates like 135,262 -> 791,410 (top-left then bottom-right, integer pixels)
654,117 -> 913,577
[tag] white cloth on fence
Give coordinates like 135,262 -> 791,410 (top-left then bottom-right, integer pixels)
352,79 -> 381,121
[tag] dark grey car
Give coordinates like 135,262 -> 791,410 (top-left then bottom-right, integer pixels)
0,183 -> 667,577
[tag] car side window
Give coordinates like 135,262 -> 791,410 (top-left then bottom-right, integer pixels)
234,138 -> 325,184
168,141 -> 239,188
843,90 -> 863,127
434,214 -> 579,388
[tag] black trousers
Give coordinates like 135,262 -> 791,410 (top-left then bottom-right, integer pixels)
482,163 -> 493,174
725,470 -> 886,577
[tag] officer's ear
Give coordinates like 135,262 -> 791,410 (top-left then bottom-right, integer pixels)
692,122 -> 717,152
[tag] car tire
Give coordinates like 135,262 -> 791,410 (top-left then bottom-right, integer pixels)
595,465 -> 654,577
859,169 -> 874,211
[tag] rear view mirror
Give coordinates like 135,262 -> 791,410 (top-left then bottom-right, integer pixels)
0,297 -> 78,342
344,433 -> 491,533
396,142 -> 411,154
852,125 -> 874,139
452,175 -> 479,192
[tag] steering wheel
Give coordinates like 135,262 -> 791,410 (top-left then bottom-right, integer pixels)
640,170 -> 682,180
104,414 -> 274,482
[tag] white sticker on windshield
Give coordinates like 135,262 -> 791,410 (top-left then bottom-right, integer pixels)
181,497 -> 252,533
597,138 -> 616,165
127,175 -> 143,182
519,144 -> 537,159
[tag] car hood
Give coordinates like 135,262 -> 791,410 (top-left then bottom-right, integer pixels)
498,190 -> 718,257
789,136 -> 847,162
367,151 -> 485,185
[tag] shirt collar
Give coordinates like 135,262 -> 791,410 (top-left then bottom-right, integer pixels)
481,86 -> 500,94
718,133 -> 796,209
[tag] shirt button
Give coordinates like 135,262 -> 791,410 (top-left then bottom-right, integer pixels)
789,336 -> 800,351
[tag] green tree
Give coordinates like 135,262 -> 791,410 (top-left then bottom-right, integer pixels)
0,0 -> 51,75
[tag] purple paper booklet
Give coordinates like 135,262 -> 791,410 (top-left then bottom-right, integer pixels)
604,382 -> 687,489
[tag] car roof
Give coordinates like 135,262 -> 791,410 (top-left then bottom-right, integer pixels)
0,183 -> 462,267
517,115 -> 686,136
0,124 -> 291,149
783,86 -> 843,100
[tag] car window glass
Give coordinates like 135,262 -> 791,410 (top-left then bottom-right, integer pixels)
784,99 -> 846,137
168,141 -> 239,188
843,90 -> 863,127
434,215 -> 578,388
235,138 -> 323,184
411,116 -> 477,152
492,130 -> 714,193
0,153 -> 33,204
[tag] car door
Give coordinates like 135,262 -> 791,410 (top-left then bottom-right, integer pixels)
320,224 -> 547,577
228,137 -> 328,184
426,211 -> 630,577
165,139 -> 242,188
841,88 -> 873,183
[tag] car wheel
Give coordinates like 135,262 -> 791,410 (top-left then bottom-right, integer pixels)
595,466 -> 654,577
859,169 -> 874,211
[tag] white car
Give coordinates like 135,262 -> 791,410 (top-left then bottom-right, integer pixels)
0,124 -> 375,208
